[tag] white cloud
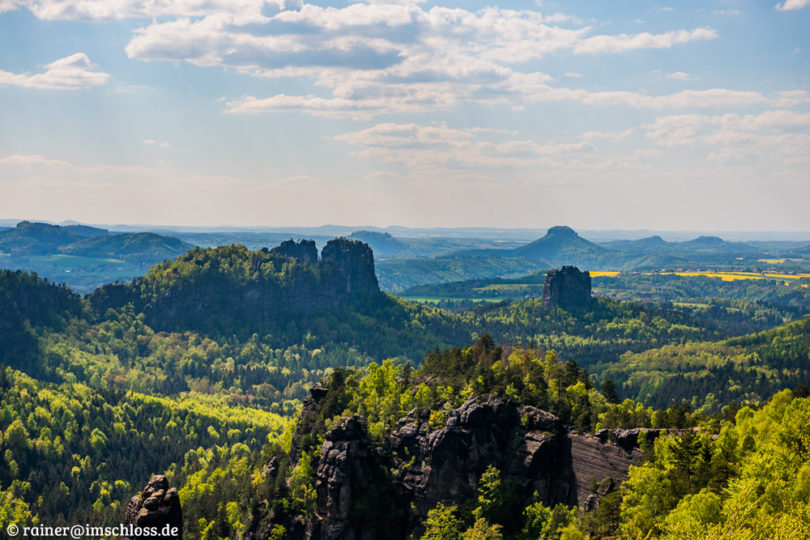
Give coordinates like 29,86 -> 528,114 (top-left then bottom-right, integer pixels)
333,122 -> 647,175
581,129 -> 634,141
0,154 -> 72,166
643,110 -> 810,164
574,27 -> 717,54
0,0 -> 21,13
775,0 -> 810,11
0,53 -> 109,90
565,72 -> 582,78
5,1 -> 802,122
12,0 -> 300,20
666,71 -> 691,80
143,139 -> 171,148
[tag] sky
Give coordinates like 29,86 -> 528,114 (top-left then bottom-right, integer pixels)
0,0 -> 808,231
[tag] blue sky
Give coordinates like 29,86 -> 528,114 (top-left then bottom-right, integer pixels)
1,0 -> 808,230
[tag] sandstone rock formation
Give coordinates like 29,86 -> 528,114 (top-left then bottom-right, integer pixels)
321,238 -> 379,296
542,266 -> 592,309
89,238 -> 382,335
253,393 -> 651,539
124,475 -> 182,540
271,239 -> 318,264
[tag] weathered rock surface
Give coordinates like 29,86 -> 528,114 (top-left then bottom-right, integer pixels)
321,238 -> 379,296
124,475 -> 182,540
542,266 -> 592,309
251,396 -> 649,539
271,239 -> 318,264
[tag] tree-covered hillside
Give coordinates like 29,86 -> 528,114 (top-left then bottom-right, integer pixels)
2,237 -> 810,538
598,316 -> 810,411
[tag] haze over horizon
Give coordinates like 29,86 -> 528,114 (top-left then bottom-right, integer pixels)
1,0 -> 808,230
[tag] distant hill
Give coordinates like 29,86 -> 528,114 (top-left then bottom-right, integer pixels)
0,221 -> 78,255
599,316 -> 810,410
600,235 -> 670,252
59,232 -> 193,263
376,255 -> 546,292
512,225 -> 606,262
0,222 -> 199,293
0,221 -> 190,262
348,230 -> 408,256
679,235 -> 759,253
62,224 -> 109,238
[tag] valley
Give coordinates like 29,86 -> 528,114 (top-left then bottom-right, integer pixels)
1,225 -> 810,538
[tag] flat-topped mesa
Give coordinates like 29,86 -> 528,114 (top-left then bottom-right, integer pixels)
321,237 -> 379,296
542,266 -> 592,309
270,238 -> 318,264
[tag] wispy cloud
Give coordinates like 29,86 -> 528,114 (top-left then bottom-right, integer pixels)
573,27 -> 716,54
643,110 -> 810,165
8,0 -> 300,20
0,53 -> 109,90
666,71 -> 691,80
0,154 -> 72,166
775,0 -> 810,11
143,139 -> 171,148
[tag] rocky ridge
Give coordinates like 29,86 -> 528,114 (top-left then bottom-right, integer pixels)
88,237 -> 381,333
249,389 -> 653,539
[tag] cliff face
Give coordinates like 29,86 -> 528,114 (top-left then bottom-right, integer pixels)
251,393 -> 647,539
321,238 -> 379,296
88,238 -> 381,335
542,266 -> 592,310
124,475 -> 182,540
271,239 -> 318,265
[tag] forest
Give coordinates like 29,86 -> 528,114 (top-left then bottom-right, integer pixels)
1,237 -> 809,539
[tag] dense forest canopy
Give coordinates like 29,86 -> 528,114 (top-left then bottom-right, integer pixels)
1,237 -> 809,538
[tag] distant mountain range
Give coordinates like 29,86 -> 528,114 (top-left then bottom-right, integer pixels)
375,225 -> 801,291
0,221 -> 193,262
1,221 -> 808,294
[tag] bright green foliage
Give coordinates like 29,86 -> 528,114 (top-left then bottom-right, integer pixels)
462,518 -> 503,540
422,503 -> 464,540
0,366 -> 285,528
602,317 -> 810,411
0,484 -> 35,528
615,390 -> 810,539
458,296 -> 784,369
521,500 -> 579,540
289,451 -> 317,516
421,468 -> 580,540
472,466 -> 523,533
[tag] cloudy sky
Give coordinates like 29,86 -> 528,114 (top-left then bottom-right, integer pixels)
1,0 -> 808,230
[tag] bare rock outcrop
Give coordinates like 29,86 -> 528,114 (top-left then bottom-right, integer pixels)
321,238 -> 379,296
542,266 -> 592,309
256,396 -> 649,539
271,239 -> 318,264
124,475 -> 182,540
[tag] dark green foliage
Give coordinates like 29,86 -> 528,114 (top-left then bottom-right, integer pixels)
595,272 -> 810,316
601,316 -> 810,410
600,379 -> 620,404
460,296 -> 781,369
0,221 -> 77,255
59,232 -> 193,263
0,270 -> 84,374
